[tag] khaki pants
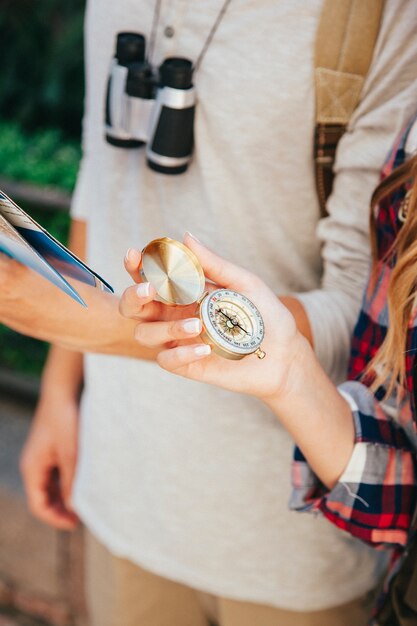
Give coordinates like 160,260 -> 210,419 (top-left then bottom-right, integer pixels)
85,531 -> 374,626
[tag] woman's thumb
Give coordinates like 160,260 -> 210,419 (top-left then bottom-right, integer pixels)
183,232 -> 251,290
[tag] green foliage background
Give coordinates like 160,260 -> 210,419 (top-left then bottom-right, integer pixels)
0,121 -> 81,191
0,0 -> 85,138
0,1 -> 86,379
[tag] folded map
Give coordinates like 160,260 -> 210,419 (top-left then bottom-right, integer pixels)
0,189 -> 113,306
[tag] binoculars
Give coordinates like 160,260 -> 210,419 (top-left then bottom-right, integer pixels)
105,32 -> 196,175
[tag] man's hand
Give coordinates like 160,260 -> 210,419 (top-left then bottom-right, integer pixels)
20,393 -> 80,530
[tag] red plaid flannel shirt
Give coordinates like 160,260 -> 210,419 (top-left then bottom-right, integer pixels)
290,117 -> 417,573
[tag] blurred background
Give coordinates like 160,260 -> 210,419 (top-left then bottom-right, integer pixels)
1,2 -> 87,624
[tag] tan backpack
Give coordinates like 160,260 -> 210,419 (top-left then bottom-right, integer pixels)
314,0 -> 385,215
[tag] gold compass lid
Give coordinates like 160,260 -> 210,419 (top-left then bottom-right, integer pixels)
141,237 -> 205,306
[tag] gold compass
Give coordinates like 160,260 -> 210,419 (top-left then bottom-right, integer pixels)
140,237 -> 266,360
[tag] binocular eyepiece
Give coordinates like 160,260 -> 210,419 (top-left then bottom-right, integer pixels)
116,32 -> 146,66
105,32 -> 196,175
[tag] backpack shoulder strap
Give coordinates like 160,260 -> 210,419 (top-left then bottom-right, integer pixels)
314,0 -> 385,216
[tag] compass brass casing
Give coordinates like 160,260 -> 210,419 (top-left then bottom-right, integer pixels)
140,238 -> 205,306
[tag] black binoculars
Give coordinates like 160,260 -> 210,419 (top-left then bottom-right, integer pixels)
105,32 -> 196,175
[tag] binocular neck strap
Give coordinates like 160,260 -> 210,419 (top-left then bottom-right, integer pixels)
148,0 -> 233,73
194,0 -> 233,73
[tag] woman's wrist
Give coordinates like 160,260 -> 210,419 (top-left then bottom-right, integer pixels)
263,332 -> 355,488
263,331 -> 314,407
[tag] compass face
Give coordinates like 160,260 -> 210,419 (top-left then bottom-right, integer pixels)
200,289 -> 265,358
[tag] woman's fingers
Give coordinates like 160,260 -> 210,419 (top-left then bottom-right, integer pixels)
119,281 -> 203,322
157,343 -> 212,372
119,282 -> 159,320
124,248 -> 143,284
134,317 -> 202,347
124,236 -> 256,296
183,232 -> 255,291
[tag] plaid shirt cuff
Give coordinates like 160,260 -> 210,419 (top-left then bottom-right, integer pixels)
289,382 -> 417,548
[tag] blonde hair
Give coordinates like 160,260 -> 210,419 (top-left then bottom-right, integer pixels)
368,154 -> 417,395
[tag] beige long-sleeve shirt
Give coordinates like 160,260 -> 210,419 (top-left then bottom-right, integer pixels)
72,0 -> 417,610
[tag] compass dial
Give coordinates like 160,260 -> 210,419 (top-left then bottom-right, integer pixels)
200,289 -> 265,360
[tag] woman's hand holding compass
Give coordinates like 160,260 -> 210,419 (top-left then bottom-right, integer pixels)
119,232 -> 308,402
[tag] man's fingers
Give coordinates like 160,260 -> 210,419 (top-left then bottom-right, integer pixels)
183,232 -> 254,291
29,490 -> 78,530
157,343 -> 212,372
58,448 -> 78,512
21,461 -> 78,530
30,499 -> 77,530
119,283 -> 159,320
134,317 -> 202,347
124,248 -> 143,283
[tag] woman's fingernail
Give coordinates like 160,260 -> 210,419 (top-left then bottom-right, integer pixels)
125,248 -> 139,263
137,282 -> 151,297
194,344 -> 211,356
185,231 -> 201,243
182,318 -> 202,334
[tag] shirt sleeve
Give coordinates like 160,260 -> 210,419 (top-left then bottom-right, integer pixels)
290,381 -> 417,549
70,0 -> 101,223
296,1 -> 417,384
